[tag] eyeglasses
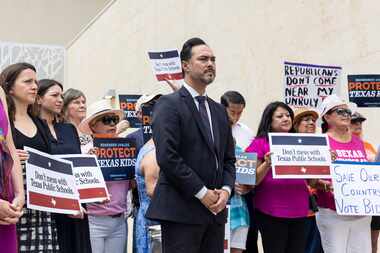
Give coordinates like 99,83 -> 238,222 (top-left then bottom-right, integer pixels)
331,108 -> 352,117
301,116 -> 316,123
98,115 -> 120,125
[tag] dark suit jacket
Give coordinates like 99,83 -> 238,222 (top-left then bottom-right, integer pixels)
146,86 -> 236,225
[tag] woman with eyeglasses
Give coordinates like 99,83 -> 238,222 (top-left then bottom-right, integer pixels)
293,108 -> 324,253
79,99 -> 130,253
315,94 -> 371,253
36,79 -> 92,253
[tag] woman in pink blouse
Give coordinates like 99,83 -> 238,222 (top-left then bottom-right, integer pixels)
246,101 -> 310,253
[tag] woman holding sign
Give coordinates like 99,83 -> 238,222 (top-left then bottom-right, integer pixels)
315,95 -> 371,253
0,82 -> 24,253
79,99 -> 130,253
36,79 -> 92,253
1,63 -> 60,252
246,101 -> 310,253
293,108 -> 324,253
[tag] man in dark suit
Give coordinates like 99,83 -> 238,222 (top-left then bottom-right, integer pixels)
146,37 -> 236,253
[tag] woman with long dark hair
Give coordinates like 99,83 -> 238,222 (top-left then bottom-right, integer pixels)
36,79 -> 92,253
245,101 -> 310,253
1,62 -> 59,252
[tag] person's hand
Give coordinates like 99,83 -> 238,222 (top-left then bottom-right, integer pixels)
11,194 -> 25,212
0,199 -> 23,224
16,149 -> 29,162
209,189 -> 229,214
68,206 -> 87,219
318,179 -> 333,192
116,120 -> 130,135
164,78 -> 181,92
235,183 -> 252,195
264,152 -> 272,167
200,189 -> 219,211
88,147 -> 98,155
330,150 -> 337,162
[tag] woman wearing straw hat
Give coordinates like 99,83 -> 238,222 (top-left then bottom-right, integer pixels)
293,107 -> 324,253
79,99 -> 130,253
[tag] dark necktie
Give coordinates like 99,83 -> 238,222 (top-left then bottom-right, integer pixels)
195,96 -> 213,143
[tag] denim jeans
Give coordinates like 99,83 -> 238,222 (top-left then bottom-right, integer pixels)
88,215 -> 127,253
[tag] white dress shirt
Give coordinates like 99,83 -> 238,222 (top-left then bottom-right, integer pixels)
182,82 -> 231,199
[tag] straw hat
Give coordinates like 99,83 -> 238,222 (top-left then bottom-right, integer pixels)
293,107 -> 319,126
79,99 -> 124,135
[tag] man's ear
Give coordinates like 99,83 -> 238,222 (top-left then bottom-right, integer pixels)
182,60 -> 190,74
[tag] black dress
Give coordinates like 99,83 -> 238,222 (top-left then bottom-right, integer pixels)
12,116 -> 60,253
48,122 -> 92,253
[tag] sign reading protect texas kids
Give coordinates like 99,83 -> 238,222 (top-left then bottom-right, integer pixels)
25,147 -> 81,215
93,138 -> 137,181
269,133 -> 331,178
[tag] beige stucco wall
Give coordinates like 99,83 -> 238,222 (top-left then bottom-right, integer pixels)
0,0 -> 109,45
66,0 -> 380,147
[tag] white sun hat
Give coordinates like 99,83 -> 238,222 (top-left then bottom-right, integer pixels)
318,94 -> 353,118
79,99 -> 124,135
135,94 -> 162,112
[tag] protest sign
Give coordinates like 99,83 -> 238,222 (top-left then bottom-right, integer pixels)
331,161 -> 380,216
235,151 -> 257,185
148,49 -> 183,82
119,94 -> 142,127
142,105 -> 153,144
93,138 -> 137,181
25,147 -> 81,215
284,61 -> 341,108
269,133 -> 331,178
347,75 -> 380,107
57,154 -> 109,203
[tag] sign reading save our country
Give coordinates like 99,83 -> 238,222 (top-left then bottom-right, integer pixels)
331,161 -> 380,216
269,133 -> 331,178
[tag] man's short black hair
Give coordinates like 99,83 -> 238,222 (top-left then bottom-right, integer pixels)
220,91 -> 246,107
180,37 -> 207,62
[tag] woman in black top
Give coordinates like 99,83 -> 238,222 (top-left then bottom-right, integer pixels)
36,79 -> 92,253
2,62 -> 60,252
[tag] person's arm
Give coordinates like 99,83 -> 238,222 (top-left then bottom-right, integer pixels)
141,151 -> 160,197
0,88 -> 24,211
152,95 -> 205,197
255,153 -> 272,185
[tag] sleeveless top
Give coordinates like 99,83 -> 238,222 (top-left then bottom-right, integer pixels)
135,143 -> 159,253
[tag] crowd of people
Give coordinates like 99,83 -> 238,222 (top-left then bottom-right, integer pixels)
0,37 -> 379,253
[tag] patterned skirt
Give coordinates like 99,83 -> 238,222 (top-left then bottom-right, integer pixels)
17,165 -> 59,252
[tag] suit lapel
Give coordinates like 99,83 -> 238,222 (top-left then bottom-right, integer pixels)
180,87 -> 216,154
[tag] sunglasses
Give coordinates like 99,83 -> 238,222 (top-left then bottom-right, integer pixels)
331,108 -> 352,117
97,115 -> 120,125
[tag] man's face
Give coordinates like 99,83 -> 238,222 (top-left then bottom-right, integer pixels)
183,45 -> 216,86
226,103 -> 245,125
